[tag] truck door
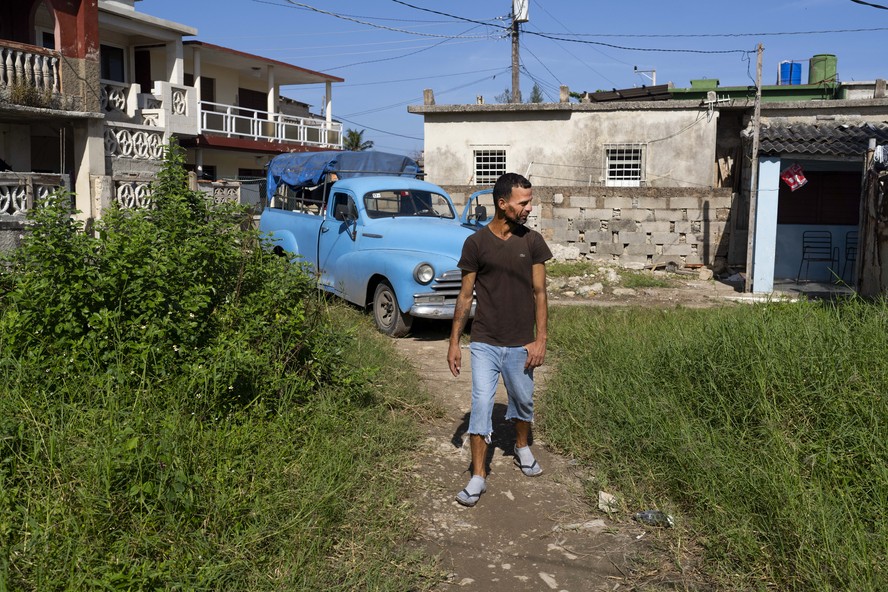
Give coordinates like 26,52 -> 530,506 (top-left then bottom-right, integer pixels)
318,191 -> 360,299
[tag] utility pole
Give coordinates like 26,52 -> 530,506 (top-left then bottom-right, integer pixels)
744,43 -> 764,293
511,0 -> 528,103
511,15 -> 520,102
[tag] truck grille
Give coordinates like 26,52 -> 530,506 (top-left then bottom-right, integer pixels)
429,269 -> 462,298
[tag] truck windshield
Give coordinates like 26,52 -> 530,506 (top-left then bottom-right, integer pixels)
364,190 -> 455,219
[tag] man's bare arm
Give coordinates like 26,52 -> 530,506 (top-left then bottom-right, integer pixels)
448,271 -> 476,377
524,263 -> 548,369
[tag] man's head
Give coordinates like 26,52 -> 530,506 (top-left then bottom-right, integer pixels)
493,172 -> 533,225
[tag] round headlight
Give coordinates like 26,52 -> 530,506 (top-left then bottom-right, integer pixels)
414,263 -> 435,285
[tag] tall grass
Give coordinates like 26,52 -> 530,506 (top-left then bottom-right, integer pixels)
0,144 -> 439,590
543,301 -> 888,590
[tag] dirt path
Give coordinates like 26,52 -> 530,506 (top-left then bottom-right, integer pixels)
395,319 -> 660,592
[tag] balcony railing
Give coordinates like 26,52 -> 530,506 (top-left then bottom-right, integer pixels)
0,42 -> 60,98
0,172 -> 70,216
199,101 -> 342,148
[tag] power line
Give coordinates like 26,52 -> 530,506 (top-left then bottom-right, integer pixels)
252,0 -> 467,23
390,0 -> 510,30
340,67 -> 507,88
849,0 -> 888,9
337,115 -> 423,140
529,4 -> 628,83
532,26 -> 888,38
342,69 -> 512,118
523,29 -> 753,55
275,37 -> 485,62
519,66 -> 559,102
518,44 -> 561,90
322,24 -> 489,71
279,1 -> 496,39
390,0 -> 752,54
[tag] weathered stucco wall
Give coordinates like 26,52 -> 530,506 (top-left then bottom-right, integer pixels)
445,185 -> 735,268
417,104 -> 719,189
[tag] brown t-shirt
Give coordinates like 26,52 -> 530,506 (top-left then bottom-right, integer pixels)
458,225 -> 552,347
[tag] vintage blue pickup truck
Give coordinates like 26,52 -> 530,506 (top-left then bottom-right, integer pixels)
259,151 -> 489,336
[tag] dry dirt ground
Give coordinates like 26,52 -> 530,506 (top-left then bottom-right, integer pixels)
394,278 -> 745,591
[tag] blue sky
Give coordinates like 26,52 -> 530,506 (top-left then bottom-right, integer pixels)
140,0 -> 888,155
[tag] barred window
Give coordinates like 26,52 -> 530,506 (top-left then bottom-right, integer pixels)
473,149 -> 506,184
605,144 -> 645,187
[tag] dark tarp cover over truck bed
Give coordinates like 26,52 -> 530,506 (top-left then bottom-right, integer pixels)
266,150 -> 419,202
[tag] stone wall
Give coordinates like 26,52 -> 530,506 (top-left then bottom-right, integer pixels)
445,185 -> 737,269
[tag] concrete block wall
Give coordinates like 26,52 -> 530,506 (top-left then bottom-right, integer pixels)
445,185 -> 736,268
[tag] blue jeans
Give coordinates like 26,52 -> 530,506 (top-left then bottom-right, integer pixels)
468,342 -> 535,438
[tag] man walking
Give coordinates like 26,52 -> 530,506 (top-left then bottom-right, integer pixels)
447,172 -> 552,507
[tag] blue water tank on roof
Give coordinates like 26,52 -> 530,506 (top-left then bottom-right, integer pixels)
779,61 -> 802,85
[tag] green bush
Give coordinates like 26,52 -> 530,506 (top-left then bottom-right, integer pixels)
0,143 -> 437,590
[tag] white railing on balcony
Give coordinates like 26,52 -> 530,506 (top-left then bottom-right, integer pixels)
0,42 -> 60,94
105,122 -> 165,160
114,178 -> 154,209
0,173 -> 69,216
100,80 -> 134,117
199,101 -> 343,148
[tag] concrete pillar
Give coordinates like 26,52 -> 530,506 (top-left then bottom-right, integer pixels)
72,117 -> 107,221
266,65 -> 275,139
423,88 -> 435,106
325,80 -> 332,125
166,39 -> 184,85
751,156 -> 781,293
193,45 -> 202,103
559,85 -> 570,103
266,65 -> 276,115
325,80 -> 333,146
195,148 -> 204,179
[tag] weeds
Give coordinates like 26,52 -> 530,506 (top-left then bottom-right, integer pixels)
0,143 -> 439,590
544,302 -> 887,591
8,82 -> 54,109
617,269 -> 674,289
547,260 -> 675,289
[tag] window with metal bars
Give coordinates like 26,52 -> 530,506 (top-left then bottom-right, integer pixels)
605,144 -> 645,187
473,149 -> 506,184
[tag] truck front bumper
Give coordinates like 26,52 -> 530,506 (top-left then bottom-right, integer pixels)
409,296 -> 476,319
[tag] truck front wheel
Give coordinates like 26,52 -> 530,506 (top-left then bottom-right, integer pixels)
373,281 -> 413,337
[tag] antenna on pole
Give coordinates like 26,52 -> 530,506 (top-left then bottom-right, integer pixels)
634,66 -> 656,86
511,0 -> 528,103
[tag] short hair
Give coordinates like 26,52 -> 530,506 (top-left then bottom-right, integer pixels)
493,172 -> 532,203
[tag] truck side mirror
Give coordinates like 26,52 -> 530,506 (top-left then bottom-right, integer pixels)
474,205 -> 487,222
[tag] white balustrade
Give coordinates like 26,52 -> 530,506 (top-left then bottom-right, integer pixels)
199,101 -> 343,148
0,44 -> 59,93
0,174 -> 69,216
115,180 -> 153,209
171,88 -> 187,115
104,124 -> 165,160
100,80 -> 129,114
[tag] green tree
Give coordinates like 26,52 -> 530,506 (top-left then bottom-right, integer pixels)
495,87 -> 521,104
527,82 -> 544,103
343,128 -> 374,151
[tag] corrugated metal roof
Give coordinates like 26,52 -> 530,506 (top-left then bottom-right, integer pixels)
759,122 -> 888,156
579,84 -> 673,103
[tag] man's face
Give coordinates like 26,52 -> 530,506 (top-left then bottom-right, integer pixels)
499,186 -> 533,225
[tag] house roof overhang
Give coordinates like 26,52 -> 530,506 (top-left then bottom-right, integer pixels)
99,1 -> 197,43
183,41 -> 343,86
758,122 -> 888,157
178,134 -> 331,155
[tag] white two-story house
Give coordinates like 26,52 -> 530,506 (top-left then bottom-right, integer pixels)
0,0 -> 342,248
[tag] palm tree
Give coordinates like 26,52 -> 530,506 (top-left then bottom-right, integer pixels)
344,128 -> 374,151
